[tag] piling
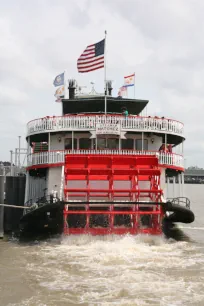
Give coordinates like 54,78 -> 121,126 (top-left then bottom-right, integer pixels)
4,176 -> 26,233
0,176 -> 4,238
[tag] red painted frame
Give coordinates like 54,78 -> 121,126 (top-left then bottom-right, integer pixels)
63,154 -> 164,235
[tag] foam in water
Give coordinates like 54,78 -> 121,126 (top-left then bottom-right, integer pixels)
19,234 -> 204,305
178,226 -> 204,231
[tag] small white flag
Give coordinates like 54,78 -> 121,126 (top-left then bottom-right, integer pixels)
54,85 -> 64,98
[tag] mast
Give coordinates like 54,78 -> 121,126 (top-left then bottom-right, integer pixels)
63,70 -> 67,115
104,30 -> 107,114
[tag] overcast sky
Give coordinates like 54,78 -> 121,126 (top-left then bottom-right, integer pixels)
0,0 -> 203,167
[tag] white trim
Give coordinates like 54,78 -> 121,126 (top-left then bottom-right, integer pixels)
173,176 -> 175,198
27,150 -> 184,169
72,131 -> 74,152
182,172 -> 184,197
179,174 -> 182,197
27,115 -> 184,138
59,165 -> 64,201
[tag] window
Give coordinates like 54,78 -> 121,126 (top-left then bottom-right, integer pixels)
65,138 -> 77,150
135,139 -> 148,150
79,138 -> 92,149
97,138 -> 106,149
32,142 -> 48,153
96,138 -> 119,149
107,138 -> 119,149
121,139 -> 134,150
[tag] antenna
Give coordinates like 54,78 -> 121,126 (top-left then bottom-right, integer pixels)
89,82 -> 97,95
77,84 -> 87,94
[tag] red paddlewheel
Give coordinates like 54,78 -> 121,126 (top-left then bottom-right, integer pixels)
63,154 -> 164,235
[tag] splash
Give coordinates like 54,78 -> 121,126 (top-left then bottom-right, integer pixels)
22,234 -> 204,305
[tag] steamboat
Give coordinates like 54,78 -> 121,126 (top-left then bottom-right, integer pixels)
20,80 -> 194,238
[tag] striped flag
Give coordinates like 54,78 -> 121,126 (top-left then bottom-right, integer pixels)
77,39 -> 105,73
118,86 -> 127,97
124,73 -> 135,87
55,97 -> 62,103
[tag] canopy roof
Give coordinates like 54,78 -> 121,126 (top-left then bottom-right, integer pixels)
62,96 -> 148,115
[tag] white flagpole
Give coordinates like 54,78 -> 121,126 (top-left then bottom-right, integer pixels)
104,30 -> 107,114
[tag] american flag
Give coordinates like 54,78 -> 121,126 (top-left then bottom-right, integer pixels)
118,86 -> 127,97
77,39 -> 105,73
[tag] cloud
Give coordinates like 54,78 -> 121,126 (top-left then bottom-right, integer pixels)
0,0 -> 203,168
0,85 -> 28,105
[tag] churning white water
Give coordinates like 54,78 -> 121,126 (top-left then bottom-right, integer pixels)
1,184 -> 204,306
0,234 -> 203,306
30,235 -> 204,305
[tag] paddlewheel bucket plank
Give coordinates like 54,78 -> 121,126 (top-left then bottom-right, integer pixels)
63,154 -> 164,235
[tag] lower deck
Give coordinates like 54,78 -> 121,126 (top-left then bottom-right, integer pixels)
23,154 -> 186,237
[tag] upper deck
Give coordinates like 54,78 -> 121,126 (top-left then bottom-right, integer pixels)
27,114 -> 184,143
27,83 -> 184,143
25,82 -> 185,172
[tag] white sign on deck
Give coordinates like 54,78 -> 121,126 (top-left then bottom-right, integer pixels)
96,123 -> 121,135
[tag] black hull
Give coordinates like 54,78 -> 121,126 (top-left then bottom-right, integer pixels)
162,202 -> 195,239
19,202 -> 64,240
19,201 -> 195,240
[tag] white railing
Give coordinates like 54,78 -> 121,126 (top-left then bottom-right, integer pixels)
27,150 -> 184,169
27,115 -> 184,136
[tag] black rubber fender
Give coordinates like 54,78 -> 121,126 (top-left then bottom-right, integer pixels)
164,202 -> 195,224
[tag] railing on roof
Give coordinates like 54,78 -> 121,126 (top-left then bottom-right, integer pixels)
166,197 -> 190,209
27,114 -> 184,137
27,149 -> 184,169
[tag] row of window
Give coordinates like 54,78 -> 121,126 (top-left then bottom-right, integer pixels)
65,138 -> 148,150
